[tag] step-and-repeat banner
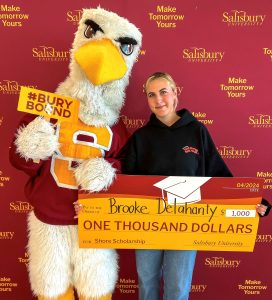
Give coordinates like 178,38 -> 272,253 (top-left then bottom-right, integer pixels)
0,0 -> 271,299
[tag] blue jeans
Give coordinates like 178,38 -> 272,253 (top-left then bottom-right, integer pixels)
136,250 -> 197,300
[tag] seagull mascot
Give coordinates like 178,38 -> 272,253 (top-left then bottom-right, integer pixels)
10,7 -> 142,300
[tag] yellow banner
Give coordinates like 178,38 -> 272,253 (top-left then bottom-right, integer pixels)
78,196 -> 260,252
18,86 -> 80,122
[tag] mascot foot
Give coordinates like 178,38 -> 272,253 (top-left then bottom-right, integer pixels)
38,286 -> 74,300
79,293 -> 112,300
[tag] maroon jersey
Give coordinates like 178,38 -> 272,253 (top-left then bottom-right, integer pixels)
10,114 -> 129,225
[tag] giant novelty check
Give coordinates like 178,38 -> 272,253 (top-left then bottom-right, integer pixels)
78,175 -> 264,252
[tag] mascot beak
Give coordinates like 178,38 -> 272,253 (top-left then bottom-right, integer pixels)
74,39 -> 128,86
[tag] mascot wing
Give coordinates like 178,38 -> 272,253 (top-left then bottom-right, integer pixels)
14,116 -> 59,161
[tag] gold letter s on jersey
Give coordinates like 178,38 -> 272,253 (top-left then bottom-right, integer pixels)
51,120 -> 112,189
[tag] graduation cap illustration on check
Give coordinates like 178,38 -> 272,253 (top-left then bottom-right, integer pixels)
153,176 -> 211,205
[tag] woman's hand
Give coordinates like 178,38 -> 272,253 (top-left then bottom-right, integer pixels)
256,204 -> 268,216
73,201 -> 83,219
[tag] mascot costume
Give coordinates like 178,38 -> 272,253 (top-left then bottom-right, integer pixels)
10,7 -> 142,300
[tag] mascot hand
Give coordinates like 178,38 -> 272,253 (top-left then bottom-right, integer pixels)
15,116 -> 59,161
74,157 -> 116,192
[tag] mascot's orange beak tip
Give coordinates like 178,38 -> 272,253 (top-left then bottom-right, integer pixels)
74,39 -> 128,86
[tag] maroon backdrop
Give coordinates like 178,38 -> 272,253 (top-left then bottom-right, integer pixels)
0,0 -> 271,299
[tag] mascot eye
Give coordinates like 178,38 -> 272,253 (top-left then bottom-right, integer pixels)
84,25 -> 95,38
120,43 -> 134,56
84,20 -> 104,39
117,37 -> 138,56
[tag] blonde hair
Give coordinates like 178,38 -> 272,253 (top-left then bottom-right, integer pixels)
144,71 -> 177,94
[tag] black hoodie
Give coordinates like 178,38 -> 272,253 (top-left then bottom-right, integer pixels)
122,108 -> 271,216
123,109 -> 232,177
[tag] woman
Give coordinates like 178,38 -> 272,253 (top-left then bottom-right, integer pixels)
121,71 -> 270,300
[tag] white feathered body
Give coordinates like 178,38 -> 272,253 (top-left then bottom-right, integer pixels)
12,7 -> 142,299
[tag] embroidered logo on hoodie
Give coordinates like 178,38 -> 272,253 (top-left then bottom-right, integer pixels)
182,146 -> 199,155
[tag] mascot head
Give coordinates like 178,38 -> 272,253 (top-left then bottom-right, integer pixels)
57,7 -> 142,127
